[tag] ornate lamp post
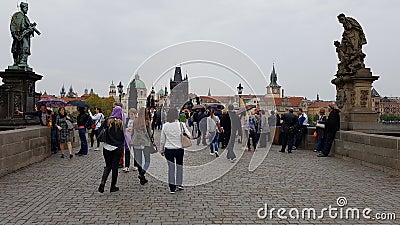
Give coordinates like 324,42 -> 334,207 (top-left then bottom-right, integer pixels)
237,83 -> 243,107
117,81 -> 124,103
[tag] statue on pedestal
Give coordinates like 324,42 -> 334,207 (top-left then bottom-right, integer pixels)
10,2 -> 40,70
334,13 -> 366,75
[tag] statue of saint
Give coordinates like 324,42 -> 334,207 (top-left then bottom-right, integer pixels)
10,2 -> 40,68
334,13 -> 366,75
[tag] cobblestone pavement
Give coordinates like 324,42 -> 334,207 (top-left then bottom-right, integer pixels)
0,130 -> 399,224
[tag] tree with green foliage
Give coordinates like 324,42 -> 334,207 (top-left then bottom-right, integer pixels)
85,94 -> 116,117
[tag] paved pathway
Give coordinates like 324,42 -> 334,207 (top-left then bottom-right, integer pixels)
0,131 -> 399,224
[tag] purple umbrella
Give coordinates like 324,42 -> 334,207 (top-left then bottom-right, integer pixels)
38,98 -> 67,108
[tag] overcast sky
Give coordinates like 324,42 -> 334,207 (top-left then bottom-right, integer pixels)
1,0 -> 399,100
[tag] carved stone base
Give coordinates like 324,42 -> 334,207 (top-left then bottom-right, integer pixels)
332,68 -> 380,131
0,69 -> 42,126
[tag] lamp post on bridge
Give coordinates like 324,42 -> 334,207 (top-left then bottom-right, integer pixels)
117,81 -> 124,103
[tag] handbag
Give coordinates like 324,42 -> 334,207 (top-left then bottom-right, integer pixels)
313,131 -> 318,138
148,143 -> 158,154
66,119 -> 74,130
180,122 -> 192,148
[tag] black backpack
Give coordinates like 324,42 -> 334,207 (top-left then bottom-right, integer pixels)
84,114 -> 94,129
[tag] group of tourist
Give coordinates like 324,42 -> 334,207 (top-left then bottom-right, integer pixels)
279,105 -> 340,157
19,100 -> 340,194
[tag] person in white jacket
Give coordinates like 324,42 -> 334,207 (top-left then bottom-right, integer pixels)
206,108 -> 221,157
160,109 -> 192,194
88,107 -> 104,151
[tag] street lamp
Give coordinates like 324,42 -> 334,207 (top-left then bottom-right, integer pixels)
117,81 -> 124,103
237,83 -> 243,107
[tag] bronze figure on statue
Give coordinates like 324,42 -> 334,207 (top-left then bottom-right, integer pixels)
10,2 -> 41,70
334,13 -> 366,75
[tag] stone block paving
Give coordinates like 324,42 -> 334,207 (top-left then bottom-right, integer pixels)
0,130 -> 399,224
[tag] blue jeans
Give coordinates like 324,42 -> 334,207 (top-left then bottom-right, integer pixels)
78,128 -> 88,155
134,147 -> 151,176
164,148 -> 184,192
209,131 -> 219,153
316,131 -> 325,151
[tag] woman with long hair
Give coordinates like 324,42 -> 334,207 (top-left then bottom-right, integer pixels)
123,108 -> 138,172
160,108 -> 192,194
131,107 -> 152,184
98,106 -> 125,193
56,107 -> 73,159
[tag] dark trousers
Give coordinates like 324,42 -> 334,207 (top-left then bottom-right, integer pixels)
294,126 -> 307,148
322,131 -> 337,156
134,147 -> 151,176
164,148 -> 184,192
101,147 -> 123,188
124,143 -> 131,168
222,130 -> 231,148
226,132 -> 236,160
78,128 -> 88,154
51,128 -> 59,152
90,129 -> 100,148
316,131 -> 325,151
281,132 -> 294,152
247,130 -> 259,150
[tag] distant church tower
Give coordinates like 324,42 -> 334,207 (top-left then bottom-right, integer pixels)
60,84 -> 66,98
109,81 -> 117,98
266,64 -> 282,98
169,66 -> 189,110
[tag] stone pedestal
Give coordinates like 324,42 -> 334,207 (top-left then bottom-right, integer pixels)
331,68 -> 379,131
0,69 -> 42,126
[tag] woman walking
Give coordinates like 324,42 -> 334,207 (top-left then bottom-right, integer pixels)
88,107 -> 104,151
123,108 -> 138,172
131,107 -> 152,184
56,107 -> 73,159
98,106 -> 125,193
206,108 -> 221,157
160,109 -> 192,194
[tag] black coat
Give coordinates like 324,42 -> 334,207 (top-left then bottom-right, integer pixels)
325,109 -> 340,132
281,112 -> 298,133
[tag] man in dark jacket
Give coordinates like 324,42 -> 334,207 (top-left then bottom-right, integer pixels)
16,104 -> 51,126
318,105 -> 340,157
280,108 -> 298,153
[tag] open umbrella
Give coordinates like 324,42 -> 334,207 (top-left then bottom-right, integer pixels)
37,98 -> 66,108
67,100 -> 90,108
236,104 -> 256,114
192,104 -> 205,110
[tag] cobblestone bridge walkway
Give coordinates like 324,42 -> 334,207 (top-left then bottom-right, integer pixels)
0,131 -> 399,224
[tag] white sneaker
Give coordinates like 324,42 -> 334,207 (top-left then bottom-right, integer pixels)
170,191 -> 176,194
122,167 -> 129,172
94,147 -> 100,151
210,152 -> 214,155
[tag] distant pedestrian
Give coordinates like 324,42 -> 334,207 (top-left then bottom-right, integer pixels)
314,108 -> 327,153
280,108 -> 298,153
197,109 -> 207,146
318,105 -> 340,157
160,108 -> 192,194
88,107 -> 104,151
293,108 -> 308,149
132,107 -> 152,185
258,110 -> 270,148
50,109 -> 59,154
219,109 -> 230,149
56,107 -> 73,159
226,105 -> 240,162
206,108 -> 221,157
98,106 -> 125,193
124,108 -> 138,172
246,112 -> 259,152
75,107 -> 90,156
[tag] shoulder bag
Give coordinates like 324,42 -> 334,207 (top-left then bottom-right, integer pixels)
180,122 -> 192,148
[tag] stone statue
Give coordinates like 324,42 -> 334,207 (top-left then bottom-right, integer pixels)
334,13 -> 366,75
10,2 -> 40,69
